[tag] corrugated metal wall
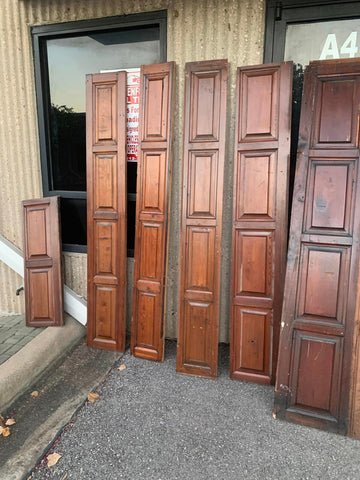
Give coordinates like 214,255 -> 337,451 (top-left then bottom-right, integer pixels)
0,0 -> 265,341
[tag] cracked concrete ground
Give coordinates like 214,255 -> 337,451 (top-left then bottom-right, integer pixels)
28,341 -> 360,480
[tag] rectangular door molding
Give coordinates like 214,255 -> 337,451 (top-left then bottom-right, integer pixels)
230,62 -> 293,384
274,59 -> 360,434
23,196 -> 63,327
86,72 -> 127,352
177,59 -> 228,378
131,62 -> 175,361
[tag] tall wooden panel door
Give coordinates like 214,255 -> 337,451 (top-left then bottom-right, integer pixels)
23,196 -> 63,327
86,72 -> 127,352
274,59 -> 360,434
131,62 -> 175,361
177,59 -> 228,378
230,63 -> 292,384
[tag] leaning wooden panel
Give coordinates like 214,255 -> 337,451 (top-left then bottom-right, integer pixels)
23,196 -> 63,327
86,72 -> 127,352
230,62 -> 292,384
274,59 -> 360,435
177,59 -> 228,378
131,62 -> 175,361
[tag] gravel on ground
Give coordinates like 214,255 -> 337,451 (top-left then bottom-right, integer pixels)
28,341 -> 360,480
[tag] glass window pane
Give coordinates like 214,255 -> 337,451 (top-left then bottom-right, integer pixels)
60,198 -> 87,246
285,19 -> 360,68
46,26 -> 160,191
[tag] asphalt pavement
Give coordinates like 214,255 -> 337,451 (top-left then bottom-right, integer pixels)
28,341 -> 360,480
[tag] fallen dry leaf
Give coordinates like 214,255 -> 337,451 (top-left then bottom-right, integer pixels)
47,452 -> 62,467
0,426 -> 3,435
118,364 -> 126,371
31,391 -> 39,398
87,392 -> 99,403
2,427 -> 10,437
5,418 -> 15,426
61,473 -> 68,480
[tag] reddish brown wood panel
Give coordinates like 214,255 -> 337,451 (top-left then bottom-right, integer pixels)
131,62 -> 175,361
230,62 -> 292,384
274,59 -> 360,434
177,59 -> 228,378
23,196 -> 63,327
86,72 -> 127,352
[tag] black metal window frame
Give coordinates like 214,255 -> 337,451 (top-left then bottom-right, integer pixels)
32,10 -> 167,253
264,0 -> 360,63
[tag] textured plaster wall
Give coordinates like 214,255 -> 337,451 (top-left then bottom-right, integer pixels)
0,0 -> 265,341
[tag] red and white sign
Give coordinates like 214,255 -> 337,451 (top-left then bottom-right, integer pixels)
126,69 -> 140,162
100,68 -> 140,162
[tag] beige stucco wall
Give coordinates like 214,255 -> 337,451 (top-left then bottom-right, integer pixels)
0,0 -> 265,340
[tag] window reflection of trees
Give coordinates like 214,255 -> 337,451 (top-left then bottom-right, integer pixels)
50,104 -> 86,191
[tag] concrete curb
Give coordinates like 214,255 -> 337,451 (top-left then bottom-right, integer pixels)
0,314 -> 86,411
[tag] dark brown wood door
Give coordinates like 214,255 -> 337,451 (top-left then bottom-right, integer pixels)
274,59 -> 360,434
131,62 -> 175,361
176,59 -> 228,378
23,196 -> 63,327
230,62 -> 292,384
86,72 -> 127,352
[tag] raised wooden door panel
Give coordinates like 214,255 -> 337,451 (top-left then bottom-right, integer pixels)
274,59 -> 360,435
304,159 -> 356,235
288,331 -> 343,424
23,196 -> 63,327
239,68 -> 280,142
86,72 -> 127,352
177,59 -> 228,378
131,62 -> 175,361
232,307 -> 271,379
230,62 -> 292,384
313,78 -> 359,149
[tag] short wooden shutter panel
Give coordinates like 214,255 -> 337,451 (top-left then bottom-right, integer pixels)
86,72 -> 127,352
23,196 -> 63,327
176,59 -> 228,378
131,62 -> 175,361
230,62 -> 292,384
274,59 -> 360,434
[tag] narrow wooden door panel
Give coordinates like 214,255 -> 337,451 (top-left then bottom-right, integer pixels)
240,69 -> 279,141
190,70 -> 221,141
288,332 -> 342,422
141,73 -> 169,142
94,154 -> 117,211
141,151 -> 166,213
139,223 -> 163,280
95,285 -> 116,339
185,227 -> 215,293
234,231 -> 273,299
274,59 -> 360,435
305,159 -> 355,235
230,62 -> 292,384
188,152 -> 218,218
237,151 -> 276,220
29,269 -> 54,321
296,245 -> 349,322
233,307 -> 271,377
131,62 -> 175,361
94,83 -> 117,144
87,72 -> 127,352
314,79 -> 358,148
183,300 -> 214,372
23,196 -> 63,327
177,59 -> 228,378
